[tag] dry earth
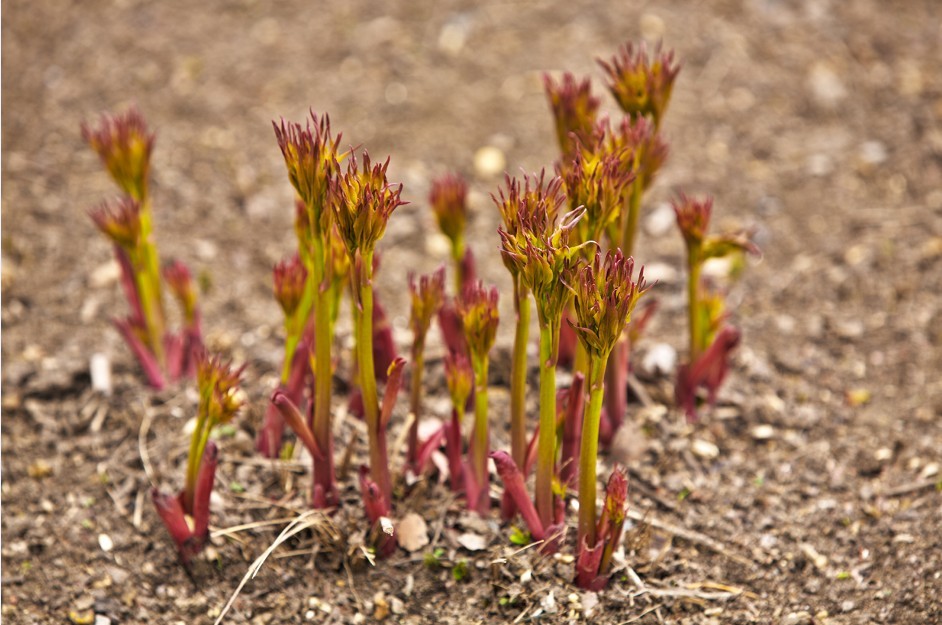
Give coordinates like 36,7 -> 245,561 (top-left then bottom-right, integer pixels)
2,1 -> 941,624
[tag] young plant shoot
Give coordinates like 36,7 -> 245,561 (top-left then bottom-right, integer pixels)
84,108 -> 202,388
543,72 -> 601,162
499,199 -> 590,532
570,249 -> 649,588
492,172 -> 566,503
594,41 -> 678,445
257,252 -> 311,457
597,41 -> 681,131
429,172 -> 471,294
444,351 -> 473,493
407,266 -> 446,474
152,352 -> 245,565
456,281 -> 499,513
330,150 -> 407,504
673,194 -> 758,421
271,112 -> 344,503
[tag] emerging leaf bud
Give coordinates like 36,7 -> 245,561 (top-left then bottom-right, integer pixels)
672,193 -> 713,250
492,170 -> 566,245
543,73 -> 601,159
330,151 -> 406,256
272,253 -> 308,318
597,41 -> 680,127
273,111 -> 341,230
601,467 -> 629,528
456,282 -> 499,366
605,116 -> 668,192
409,266 -> 446,340
429,172 -> 469,257
570,249 -> 651,360
82,107 -> 155,202
195,351 -> 246,426
163,260 -> 198,324
561,133 -> 635,244
88,197 -> 142,249
444,351 -> 473,413
499,206 -> 590,340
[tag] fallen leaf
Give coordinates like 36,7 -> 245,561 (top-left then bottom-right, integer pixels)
457,532 -> 487,551
396,513 -> 429,552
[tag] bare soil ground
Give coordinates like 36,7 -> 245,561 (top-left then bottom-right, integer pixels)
3,1 -> 941,623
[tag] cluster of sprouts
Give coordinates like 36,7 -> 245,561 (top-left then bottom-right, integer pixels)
84,39 -> 757,589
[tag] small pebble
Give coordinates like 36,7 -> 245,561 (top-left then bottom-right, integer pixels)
641,343 -> 677,376
691,439 -> 720,460
641,261 -> 678,284
640,14 -> 665,40
807,62 -> 846,108
859,140 -> 887,166
98,533 -> 114,552
781,611 -> 812,625
28,460 -> 53,479
540,592 -> 557,614
438,17 -> 470,55
919,462 -> 939,479
457,532 -> 487,551
752,425 -> 775,440
390,597 -> 405,615
644,202 -> 675,237
90,353 -> 112,396
473,146 -> 506,178
89,261 -> 121,288
396,513 -> 429,552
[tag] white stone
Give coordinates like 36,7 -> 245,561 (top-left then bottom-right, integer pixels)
473,146 -> 506,178
752,424 -> 775,440
98,533 -> 114,552
644,202 -> 675,237
90,353 -> 112,396
691,439 -> 719,460
641,343 -> 677,376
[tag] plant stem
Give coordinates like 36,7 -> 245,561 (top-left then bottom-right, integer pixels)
510,278 -> 530,469
577,354 -> 607,548
281,273 -> 316,382
535,323 -> 559,528
687,248 -> 702,360
471,353 -> 489,509
137,199 -> 166,365
451,237 -> 465,294
184,397 -> 214,513
311,235 -> 336,506
356,251 -> 391,502
620,183 -> 643,258
407,336 -> 426,468
602,338 -> 628,445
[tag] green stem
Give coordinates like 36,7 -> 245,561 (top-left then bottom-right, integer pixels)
535,323 -> 559,528
137,199 -> 166,365
280,271 -> 317,382
620,183 -> 643,257
356,252 -> 391,501
407,336 -> 426,465
472,354 -> 489,496
687,248 -> 702,360
312,236 -> 333,473
577,354 -> 607,547
451,237 -> 465,295
510,279 -> 531,469
184,403 -> 214,512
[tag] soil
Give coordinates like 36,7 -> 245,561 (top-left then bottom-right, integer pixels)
3,0 -> 942,623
